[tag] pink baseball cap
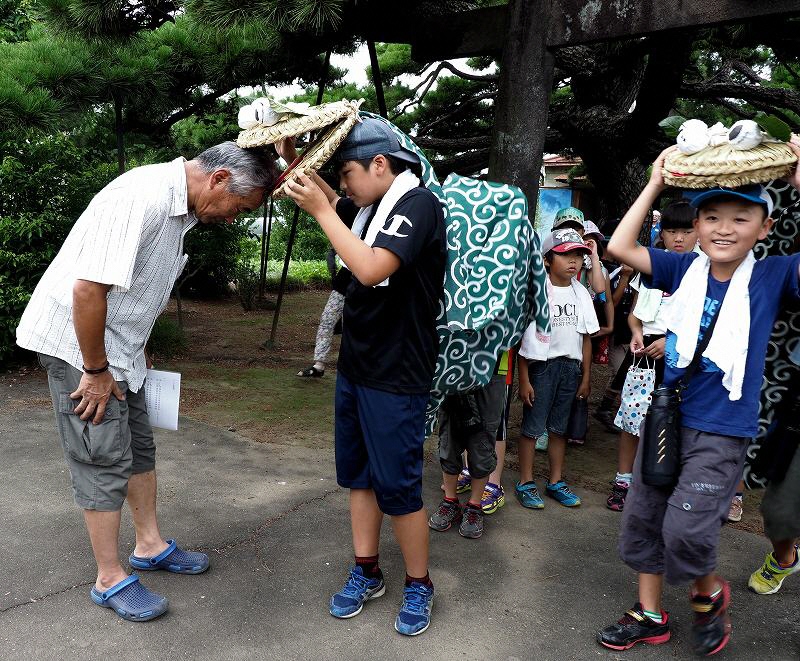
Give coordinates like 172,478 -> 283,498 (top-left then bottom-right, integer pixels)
541,228 -> 591,254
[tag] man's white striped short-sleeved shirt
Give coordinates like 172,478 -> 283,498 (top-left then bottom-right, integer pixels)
16,157 -> 197,392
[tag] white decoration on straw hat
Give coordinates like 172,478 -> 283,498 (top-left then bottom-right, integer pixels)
707,122 -> 729,147
728,120 -> 764,150
663,117 -> 797,188
676,119 -> 711,154
237,97 -> 314,130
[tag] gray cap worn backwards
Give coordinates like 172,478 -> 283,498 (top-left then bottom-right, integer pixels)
335,117 -> 420,165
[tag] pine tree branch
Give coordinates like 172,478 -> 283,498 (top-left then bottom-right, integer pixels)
429,148 -> 490,176
417,91 -> 495,135
392,59 -> 496,119
731,60 -> 767,85
717,98 -> 755,120
680,80 -> 800,117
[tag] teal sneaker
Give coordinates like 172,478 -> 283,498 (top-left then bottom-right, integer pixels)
394,582 -> 434,636
546,480 -> 581,507
515,481 -> 544,509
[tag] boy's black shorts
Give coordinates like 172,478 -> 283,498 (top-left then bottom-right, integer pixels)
437,375 -> 504,479
334,372 -> 428,516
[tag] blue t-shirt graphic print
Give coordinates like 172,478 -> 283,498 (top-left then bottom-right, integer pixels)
664,288 -> 726,376
648,248 -> 800,438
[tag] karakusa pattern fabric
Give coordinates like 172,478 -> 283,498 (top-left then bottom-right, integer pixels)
357,114 -> 549,436
614,357 -> 657,435
746,180 -> 800,488
426,175 -> 549,434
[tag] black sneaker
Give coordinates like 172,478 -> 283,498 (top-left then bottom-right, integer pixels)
428,499 -> 462,531
606,480 -> 629,512
596,603 -> 671,650
459,504 -> 484,539
690,578 -> 731,656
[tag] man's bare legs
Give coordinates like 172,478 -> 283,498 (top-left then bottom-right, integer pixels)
84,469 -> 171,591
127,470 -> 168,559
84,509 -> 127,591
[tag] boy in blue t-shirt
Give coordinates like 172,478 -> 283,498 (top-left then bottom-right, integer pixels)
597,140 -> 800,657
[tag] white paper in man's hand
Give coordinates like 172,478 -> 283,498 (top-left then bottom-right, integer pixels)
145,369 -> 181,430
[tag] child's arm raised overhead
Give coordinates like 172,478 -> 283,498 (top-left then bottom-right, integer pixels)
607,147 -> 676,276
286,173 -> 401,287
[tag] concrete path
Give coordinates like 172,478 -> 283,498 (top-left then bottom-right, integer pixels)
1,405 -> 798,660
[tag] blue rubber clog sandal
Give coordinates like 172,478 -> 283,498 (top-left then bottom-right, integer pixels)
129,539 -> 210,575
89,575 -> 168,622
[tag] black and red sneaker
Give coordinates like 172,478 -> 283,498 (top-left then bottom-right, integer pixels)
606,480 -> 629,511
596,603 -> 671,650
690,578 -> 732,656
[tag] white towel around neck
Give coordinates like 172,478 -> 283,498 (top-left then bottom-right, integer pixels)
518,276 -> 600,361
663,251 -> 755,401
343,170 -> 420,286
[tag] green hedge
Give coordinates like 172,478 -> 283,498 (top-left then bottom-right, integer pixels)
261,259 -> 331,290
0,132 -> 117,362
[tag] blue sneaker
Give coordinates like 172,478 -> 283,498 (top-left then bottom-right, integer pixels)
395,582 -> 434,636
329,566 -> 385,619
515,481 -> 544,509
546,480 -> 581,507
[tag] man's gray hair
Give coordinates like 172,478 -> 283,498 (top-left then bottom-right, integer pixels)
195,141 -> 278,196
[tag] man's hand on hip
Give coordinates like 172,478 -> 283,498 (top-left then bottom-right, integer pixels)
71,371 -> 125,424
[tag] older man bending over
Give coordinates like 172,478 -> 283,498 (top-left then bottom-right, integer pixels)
16,142 -> 277,621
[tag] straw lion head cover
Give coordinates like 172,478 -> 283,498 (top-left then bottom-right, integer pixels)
236,97 -> 365,198
663,118 -> 797,189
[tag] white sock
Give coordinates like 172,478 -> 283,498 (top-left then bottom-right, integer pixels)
615,472 -> 633,486
313,361 -> 325,371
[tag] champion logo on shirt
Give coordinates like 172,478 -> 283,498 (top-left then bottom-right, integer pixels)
379,214 -> 413,238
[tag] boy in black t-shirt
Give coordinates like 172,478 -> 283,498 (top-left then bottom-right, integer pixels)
284,117 -> 446,636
